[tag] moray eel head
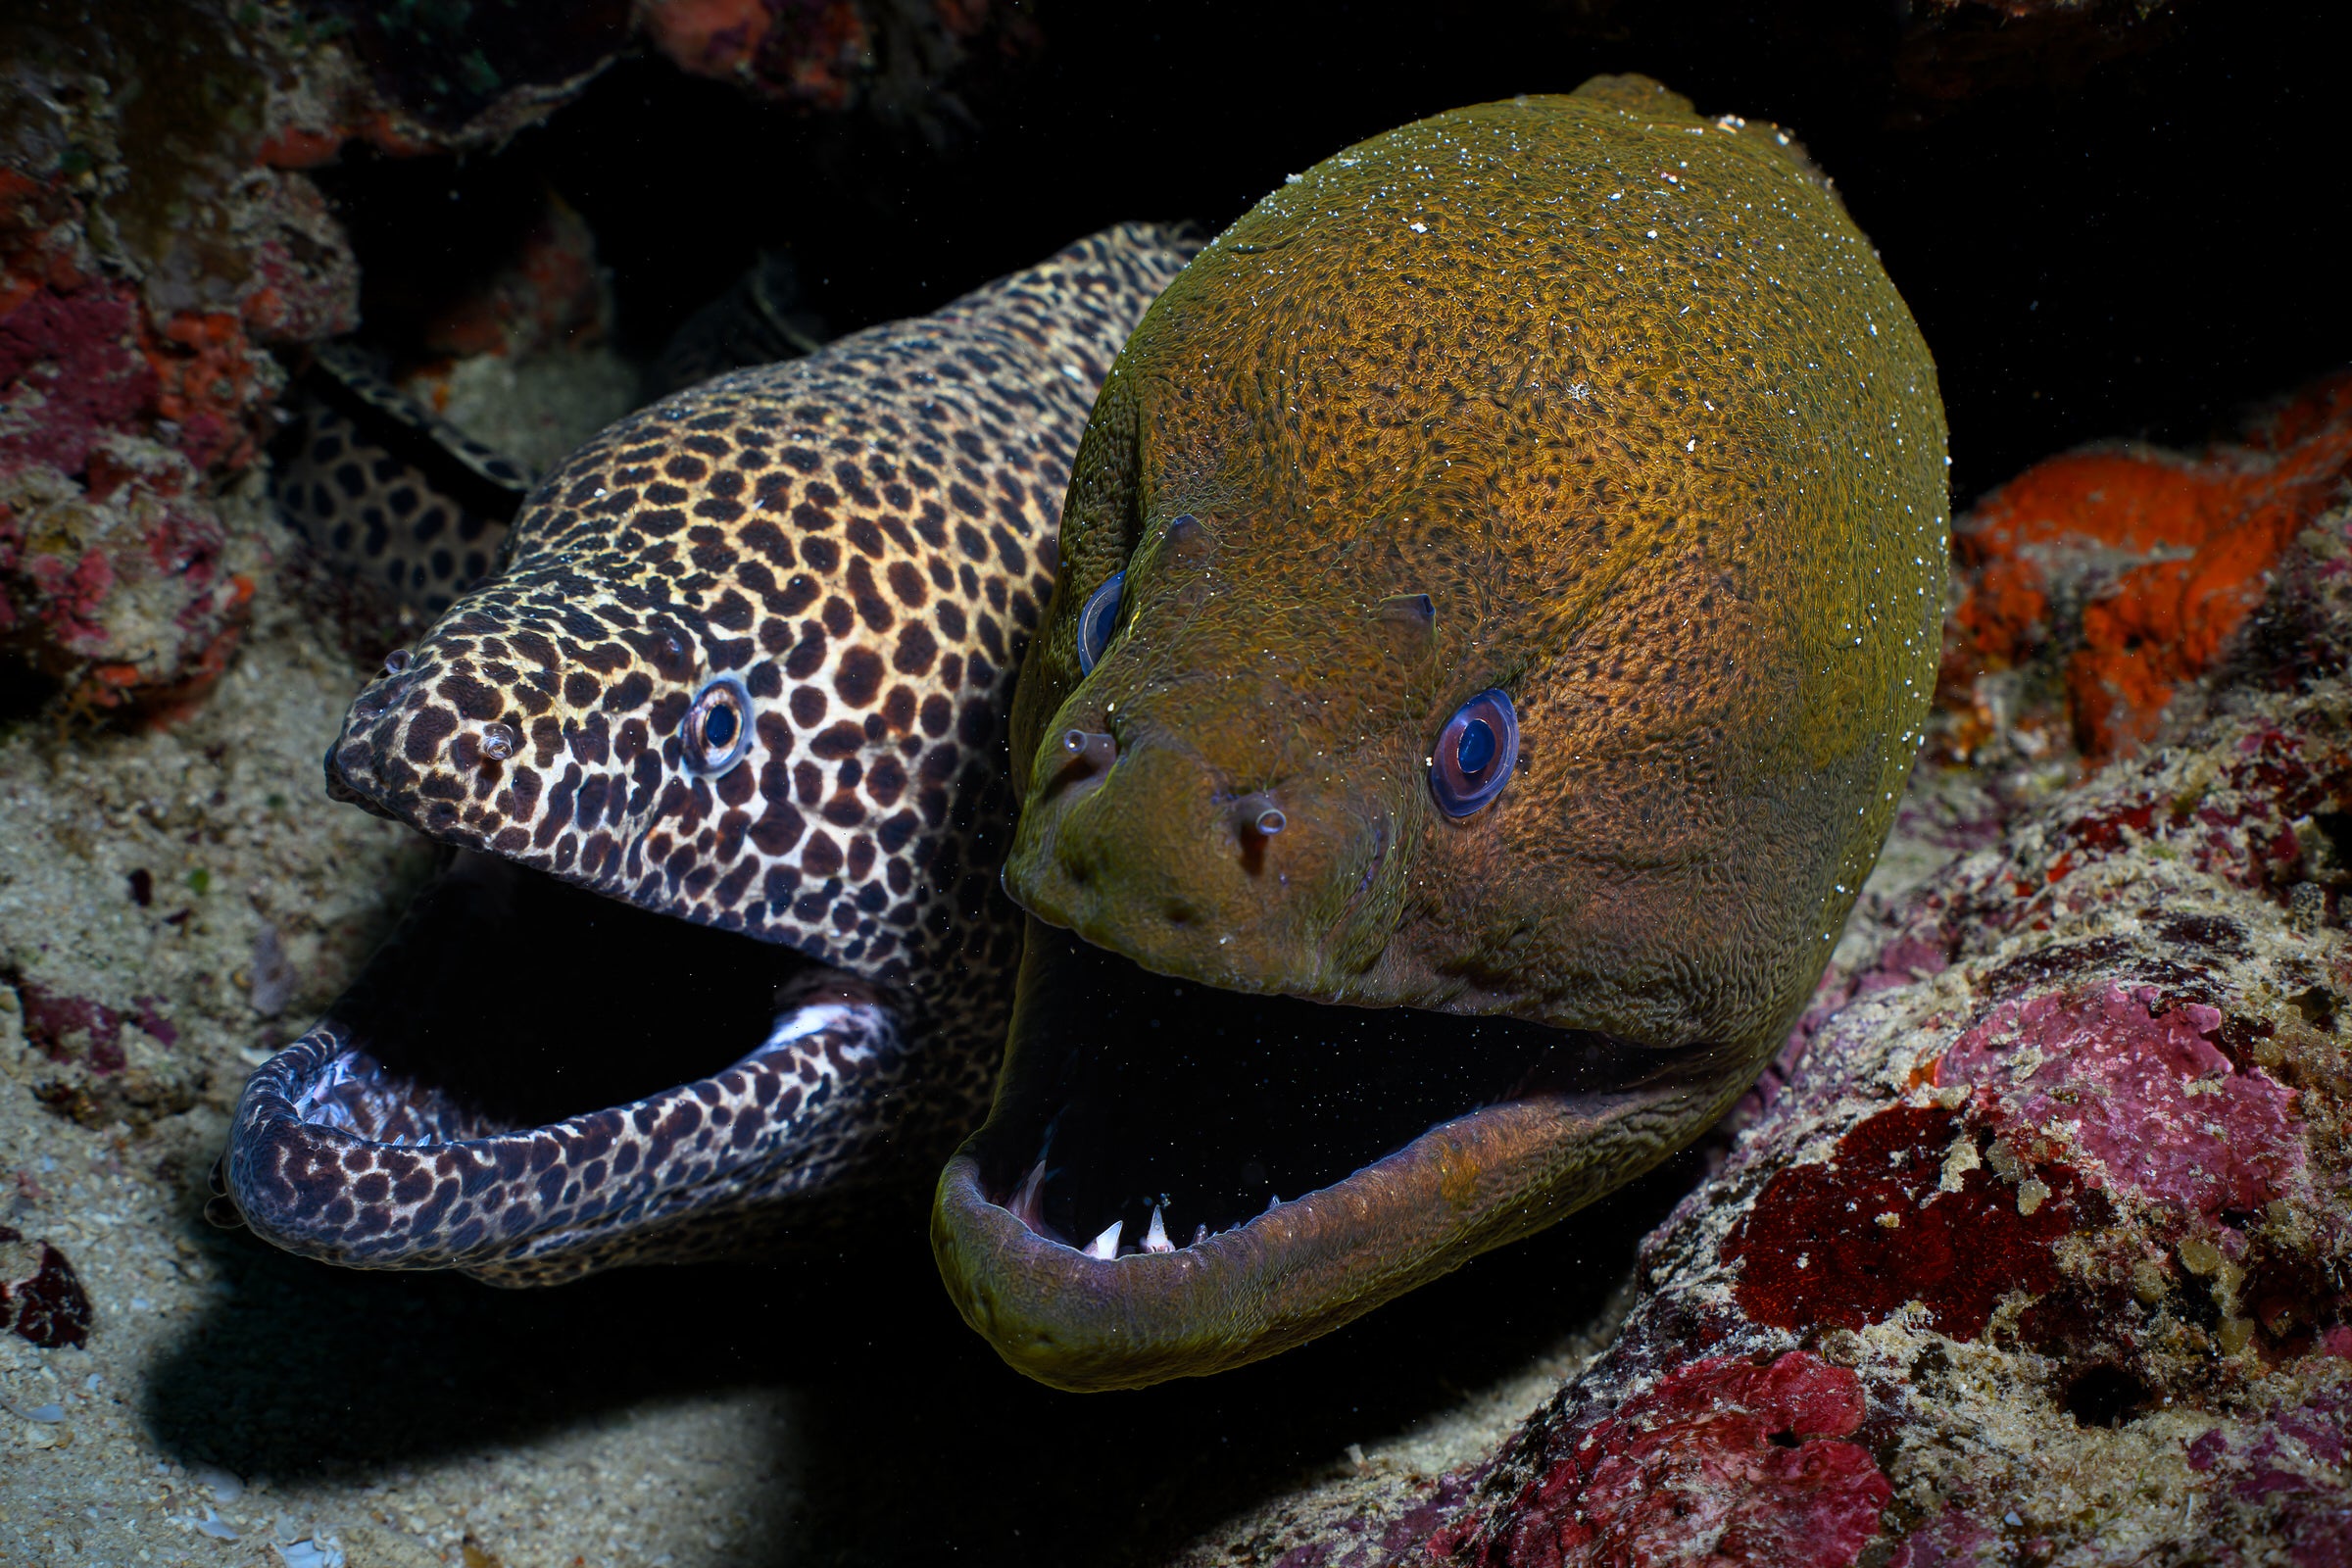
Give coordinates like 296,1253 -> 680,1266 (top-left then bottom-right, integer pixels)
935,77 -> 1950,1389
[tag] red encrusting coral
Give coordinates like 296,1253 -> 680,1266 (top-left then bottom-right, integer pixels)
1433,1352 -> 1891,1568
1941,372 -> 2352,763
636,0 -> 1030,111
1723,1103 -> 2082,1339
418,193 -> 608,364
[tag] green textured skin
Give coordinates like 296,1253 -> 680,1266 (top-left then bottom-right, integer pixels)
939,76 -> 1949,1386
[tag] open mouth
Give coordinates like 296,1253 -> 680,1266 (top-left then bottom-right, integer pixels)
933,918 -> 1733,1390
218,853 -> 914,1283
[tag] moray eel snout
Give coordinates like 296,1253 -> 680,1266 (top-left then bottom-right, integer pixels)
932,78 -> 1948,1389
1009,597 -> 1412,994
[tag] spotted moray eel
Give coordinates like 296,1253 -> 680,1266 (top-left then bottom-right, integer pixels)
216,223 -> 1200,1283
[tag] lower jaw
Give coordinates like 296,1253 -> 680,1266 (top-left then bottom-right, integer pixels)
930,918 -> 1740,1392
218,853 -> 917,1281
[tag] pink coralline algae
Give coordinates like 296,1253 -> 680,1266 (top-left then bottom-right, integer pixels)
1435,1353 -> 1891,1568
0,273 -> 156,476
1938,985 -> 2303,1221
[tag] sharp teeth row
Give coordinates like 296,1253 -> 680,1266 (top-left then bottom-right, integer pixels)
1083,1200 -> 1180,1260
1001,1167 -> 1300,1259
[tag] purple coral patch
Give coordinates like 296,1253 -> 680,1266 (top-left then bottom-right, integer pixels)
0,1227 -> 93,1349
0,282 -> 156,476
1939,984 -> 2302,1218
15,981 -> 126,1073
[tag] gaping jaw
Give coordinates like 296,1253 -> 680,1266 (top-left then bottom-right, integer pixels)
930,919 -> 1740,1390
219,624 -> 946,1281
215,850 -> 923,1282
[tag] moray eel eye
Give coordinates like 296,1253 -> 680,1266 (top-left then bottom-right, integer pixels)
1429,689 -> 1517,818
682,675 -> 753,775
1076,570 -> 1125,675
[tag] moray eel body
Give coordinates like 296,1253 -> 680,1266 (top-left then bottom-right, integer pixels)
273,260 -> 830,626
218,225 -> 1199,1282
931,78 -> 1948,1387
272,344 -> 535,620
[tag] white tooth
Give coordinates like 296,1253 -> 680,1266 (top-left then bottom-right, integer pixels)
1007,1161 -> 1050,1231
1191,1224 -> 1209,1247
1266,1193 -> 1283,1212
1085,1220 -> 1122,1259
1143,1203 -> 1174,1254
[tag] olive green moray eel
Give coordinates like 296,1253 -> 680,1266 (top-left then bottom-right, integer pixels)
929,76 -> 1949,1389
212,223 -> 1202,1282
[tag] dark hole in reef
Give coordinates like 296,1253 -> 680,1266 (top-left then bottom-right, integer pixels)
1909,1343 -> 1954,1392
2290,986 -> 2338,1032
319,852 -> 812,1131
2312,811 -> 2352,873
1766,1429 -> 1801,1448
983,924 -> 1685,1253
0,656 -> 63,727
2063,1363 -> 2153,1429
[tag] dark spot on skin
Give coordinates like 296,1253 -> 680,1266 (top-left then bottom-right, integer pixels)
404,708 -> 458,762
835,648 -> 884,708
802,831 -> 844,877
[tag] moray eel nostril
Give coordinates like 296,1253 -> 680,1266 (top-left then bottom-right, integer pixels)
1230,793 -> 1285,837
939,74 -> 1949,1390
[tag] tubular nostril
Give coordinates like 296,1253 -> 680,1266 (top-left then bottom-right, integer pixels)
478,722 -> 515,762
1058,728 -> 1117,773
380,649 -> 410,676
1232,792 -> 1285,837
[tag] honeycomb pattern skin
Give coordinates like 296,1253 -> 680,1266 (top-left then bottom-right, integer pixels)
221,224 -> 1201,1280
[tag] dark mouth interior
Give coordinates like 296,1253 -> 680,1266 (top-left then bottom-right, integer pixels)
982,925 -> 1662,1258
306,852 -> 815,1140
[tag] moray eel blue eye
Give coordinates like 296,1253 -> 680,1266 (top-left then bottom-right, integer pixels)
1429,689 -> 1517,818
1077,570 -> 1126,675
682,674 -> 754,775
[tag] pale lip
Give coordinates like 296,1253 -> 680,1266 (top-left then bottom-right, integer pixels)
928,918 -> 1732,1391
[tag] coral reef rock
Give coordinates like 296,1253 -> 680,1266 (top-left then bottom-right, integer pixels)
0,0 -> 1026,717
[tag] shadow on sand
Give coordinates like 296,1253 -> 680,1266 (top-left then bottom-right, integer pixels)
144,1152 -> 1702,1564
